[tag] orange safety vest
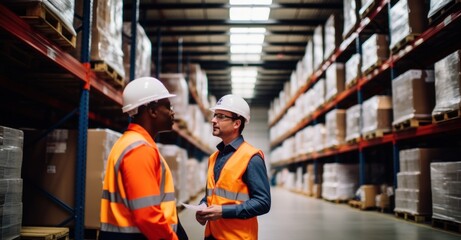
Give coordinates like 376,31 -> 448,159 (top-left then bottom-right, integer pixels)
205,141 -> 264,240
100,130 -> 178,238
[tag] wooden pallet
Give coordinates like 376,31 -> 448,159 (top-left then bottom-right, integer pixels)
7,2 -> 76,49
346,136 -> 360,145
393,118 -> 431,131
394,211 -> 431,223
363,130 -> 385,140
362,60 -> 385,76
349,200 -> 376,211
21,227 -> 69,240
432,108 -> 461,123
325,198 -> 349,204
90,61 -> 126,89
391,34 -> 419,54
346,77 -> 359,89
432,218 -> 461,234
429,0 -> 461,25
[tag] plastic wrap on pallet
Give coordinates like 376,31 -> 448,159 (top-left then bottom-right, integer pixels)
431,161 -> 461,223
433,50 -> 461,116
313,25 -> 324,70
361,34 -> 389,73
313,124 -> 326,152
392,70 -> 435,125
345,104 -> 361,142
322,163 -> 358,200
0,126 -> 23,180
325,109 -> 346,148
345,53 -> 361,87
303,40 -> 315,79
158,145 -> 190,205
0,179 -> 23,205
79,0 -> 125,79
0,203 -> 22,239
343,0 -> 359,38
324,13 -> 343,60
361,96 -> 392,134
160,74 -> 189,120
325,63 -> 345,101
122,22 -> 152,81
8,0 -> 76,36
0,126 -> 24,149
313,79 -> 326,110
390,0 -> 428,50
428,0 -> 454,18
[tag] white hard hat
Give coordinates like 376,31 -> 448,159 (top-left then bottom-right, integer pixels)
210,94 -> 250,123
122,77 -> 175,116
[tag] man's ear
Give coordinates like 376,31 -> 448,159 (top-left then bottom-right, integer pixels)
233,119 -> 241,129
149,107 -> 158,118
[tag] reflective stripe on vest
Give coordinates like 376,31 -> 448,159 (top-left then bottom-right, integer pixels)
205,141 -> 263,240
100,131 -> 178,235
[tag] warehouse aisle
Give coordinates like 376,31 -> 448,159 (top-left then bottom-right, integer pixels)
179,187 -> 460,240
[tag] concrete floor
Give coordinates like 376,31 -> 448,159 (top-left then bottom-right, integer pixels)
179,187 -> 460,240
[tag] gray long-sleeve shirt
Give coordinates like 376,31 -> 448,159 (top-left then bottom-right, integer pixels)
200,136 -> 271,219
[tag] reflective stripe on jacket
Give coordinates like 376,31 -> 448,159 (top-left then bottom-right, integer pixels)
100,125 -> 178,239
205,141 -> 263,240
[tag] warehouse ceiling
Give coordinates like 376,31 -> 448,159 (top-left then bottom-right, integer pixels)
123,0 -> 343,107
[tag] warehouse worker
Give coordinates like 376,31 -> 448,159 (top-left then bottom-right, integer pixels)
99,77 -> 188,240
195,94 -> 271,240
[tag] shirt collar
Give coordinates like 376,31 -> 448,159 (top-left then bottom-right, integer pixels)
126,123 -> 157,148
216,135 -> 244,152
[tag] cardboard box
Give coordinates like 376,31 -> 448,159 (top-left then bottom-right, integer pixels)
392,70 -> 435,125
362,96 -> 393,134
360,185 -> 377,209
361,34 -> 389,73
23,129 -> 121,228
390,0 -> 428,50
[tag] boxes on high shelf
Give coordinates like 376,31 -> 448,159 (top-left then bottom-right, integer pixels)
392,70 -> 435,125
158,144 -> 189,205
432,50 -> 461,117
313,25 -> 324,70
325,63 -> 345,101
395,148 -> 459,215
160,73 -> 189,121
361,96 -> 392,136
345,54 -> 361,87
325,109 -> 346,148
22,129 -> 121,228
428,0 -> 455,19
389,0 -> 428,51
345,104 -> 361,142
324,13 -> 344,60
74,0 -> 125,80
343,0 -> 360,39
361,34 -> 389,74
122,22 -> 152,81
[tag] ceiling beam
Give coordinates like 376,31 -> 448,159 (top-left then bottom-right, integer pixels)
126,3 -> 342,10
154,41 -> 307,47
141,19 -> 325,27
160,50 -> 304,57
145,30 -> 313,36
183,60 -> 298,70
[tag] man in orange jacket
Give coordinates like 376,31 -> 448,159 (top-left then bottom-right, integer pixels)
99,77 -> 188,240
196,95 -> 271,240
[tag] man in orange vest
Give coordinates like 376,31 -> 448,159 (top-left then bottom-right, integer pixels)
196,94 -> 271,240
99,77 -> 188,240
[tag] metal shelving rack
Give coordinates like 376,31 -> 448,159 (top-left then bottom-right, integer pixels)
270,0 -> 461,189
0,1 -> 212,239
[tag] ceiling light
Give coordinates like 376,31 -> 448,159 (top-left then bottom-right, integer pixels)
230,0 -> 272,4
229,7 -> 270,20
230,45 -> 263,54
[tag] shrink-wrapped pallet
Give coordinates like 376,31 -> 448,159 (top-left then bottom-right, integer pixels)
389,0 -> 428,51
325,109 -> 346,148
361,34 -> 389,74
392,70 -> 435,125
122,23 -> 152,81
313,79 -> 326,110
313,124 -> 326,152
396,148 -> 459,215
433,50 -> 461,116
303,40 -> 315,79
345,104 -> 361,142
158,144 -> 189,205
343,0 -> 359,39
322,163 -> 358,201
160,74 -> 189,121
431,161 -> 461,223
359,0 -> 374,17
313,25 -> 324,70
75,0 -> 125,79
345,53 -> 361,87
428,0 -> 455,18
325,63 -> 345,101
0,126 -> 23,179
324,13 -> 344,60
361,96 -> 392,136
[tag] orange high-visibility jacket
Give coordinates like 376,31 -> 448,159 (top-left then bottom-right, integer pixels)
100,124 -> 178,240
205,141 -> 264,240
